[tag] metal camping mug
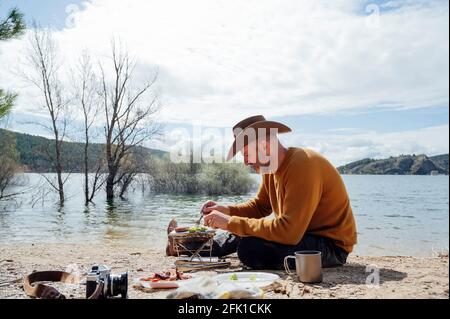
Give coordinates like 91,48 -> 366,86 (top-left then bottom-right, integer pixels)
283,251 -> 323,283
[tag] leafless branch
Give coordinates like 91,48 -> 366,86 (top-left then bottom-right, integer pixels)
100,39 -> 160,199
21,27 -> 70,205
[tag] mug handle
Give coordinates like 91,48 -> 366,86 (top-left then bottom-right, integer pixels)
283,256 -> 296,275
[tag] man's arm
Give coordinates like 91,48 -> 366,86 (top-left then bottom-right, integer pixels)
201,181 -> 272,219
228,181 -> 273,219
227,160 -> 322,245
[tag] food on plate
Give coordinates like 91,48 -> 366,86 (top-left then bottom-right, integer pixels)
140,269 -> 192,282
228,273 -> 257,281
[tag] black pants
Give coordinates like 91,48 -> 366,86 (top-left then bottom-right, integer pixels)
199,233 -> 348,270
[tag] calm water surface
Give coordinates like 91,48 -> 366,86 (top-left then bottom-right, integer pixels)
0,174 -> 448,257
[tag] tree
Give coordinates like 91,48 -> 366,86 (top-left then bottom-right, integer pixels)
99,41 -> 160,200
0,7 -> 25,40
23,28 -> 69,205
72,52 -> 106,204
0,130 -> 20,200
0,6 -> 25,200
0,6 -> 25,119
116,146 -> 149,198
0,89 -> 16,118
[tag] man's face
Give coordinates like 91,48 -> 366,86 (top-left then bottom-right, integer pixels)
242,144 -> 258,173
241,141 -> 267,174
240,136 -> 280,174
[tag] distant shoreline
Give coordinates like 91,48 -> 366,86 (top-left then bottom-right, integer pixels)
337,154 -> 449,175
2,129 -> 448,176
12,171 -> 450,177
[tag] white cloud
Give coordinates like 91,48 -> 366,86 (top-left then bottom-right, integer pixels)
138,122 -> 450,166
280,124 -> 449,166
0,0 -> 448,165
0,0 -> 448,127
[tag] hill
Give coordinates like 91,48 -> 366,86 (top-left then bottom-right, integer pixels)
337,154 -> 449,175
2,129 -> 448,176
0,129 -> 167,173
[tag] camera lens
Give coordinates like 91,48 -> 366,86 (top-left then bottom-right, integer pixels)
109,272 -> 128,298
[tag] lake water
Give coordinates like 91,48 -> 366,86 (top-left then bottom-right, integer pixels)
0,174 -> 448,257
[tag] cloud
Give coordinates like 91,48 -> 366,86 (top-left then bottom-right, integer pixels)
0,0 -> 448,128
156,122 -> 449,166
4,108 -> 448,166
280,124 -> 449,166
0,0 -> 448,166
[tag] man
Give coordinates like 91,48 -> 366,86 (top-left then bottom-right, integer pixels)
167,115 -> 357,269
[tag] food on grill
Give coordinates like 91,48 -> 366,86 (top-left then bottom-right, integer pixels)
188,226 -> 208,233
174,226 -> 209,233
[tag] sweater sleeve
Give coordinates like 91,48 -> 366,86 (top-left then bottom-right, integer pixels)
227,159 -> 323,245
228,180 -> 273,219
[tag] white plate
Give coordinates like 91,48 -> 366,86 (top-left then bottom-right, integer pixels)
139,274 -> 197,289
215,272 -> 280,288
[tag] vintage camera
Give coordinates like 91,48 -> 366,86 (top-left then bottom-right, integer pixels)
86,265 -> 128,299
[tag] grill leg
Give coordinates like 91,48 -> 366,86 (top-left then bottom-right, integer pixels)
172,236 -> 215,262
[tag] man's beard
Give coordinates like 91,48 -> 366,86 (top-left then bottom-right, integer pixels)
248,160 -> 274,175
252,164 -> 260,174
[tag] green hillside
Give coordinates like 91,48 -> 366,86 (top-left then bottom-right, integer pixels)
0,129 -> 167,173
338,154 -> 449,175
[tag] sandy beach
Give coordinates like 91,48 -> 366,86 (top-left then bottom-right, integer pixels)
0,243 -> 448,299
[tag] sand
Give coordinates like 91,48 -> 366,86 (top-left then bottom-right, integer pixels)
0,243 -> 448,299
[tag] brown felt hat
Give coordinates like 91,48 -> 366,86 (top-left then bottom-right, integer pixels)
226,115 -> 292,161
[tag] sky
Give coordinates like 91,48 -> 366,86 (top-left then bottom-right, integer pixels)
0,0 -> 448,166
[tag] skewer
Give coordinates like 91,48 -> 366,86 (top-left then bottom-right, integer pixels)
194,209 -> 204,226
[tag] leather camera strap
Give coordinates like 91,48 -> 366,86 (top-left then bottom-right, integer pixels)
23,271 -> 104,299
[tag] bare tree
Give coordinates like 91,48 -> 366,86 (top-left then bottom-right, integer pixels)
72,51 -> 106,204
99,41 -> 160,200
23,28 -> 70,205
116,146 -> 149,198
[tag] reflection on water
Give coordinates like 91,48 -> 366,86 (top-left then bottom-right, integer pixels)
0,173 -> 448,257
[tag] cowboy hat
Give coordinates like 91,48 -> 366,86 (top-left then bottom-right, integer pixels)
226,115 -> 292,161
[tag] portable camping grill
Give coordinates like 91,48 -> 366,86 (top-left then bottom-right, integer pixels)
170,230 -> 232,272
169,230 -> 215,262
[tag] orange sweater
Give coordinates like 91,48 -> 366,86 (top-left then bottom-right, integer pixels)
227,147 -> 357,253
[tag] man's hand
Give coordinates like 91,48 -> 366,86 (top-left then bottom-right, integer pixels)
204,210 -> 231,231
200,200 -> 231,216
